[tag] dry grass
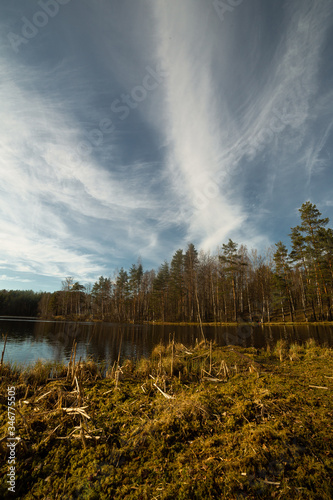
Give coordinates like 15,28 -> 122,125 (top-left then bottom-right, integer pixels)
0,340 -> 332,499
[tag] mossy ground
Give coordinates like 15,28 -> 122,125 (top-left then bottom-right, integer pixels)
0,340 -> 332,499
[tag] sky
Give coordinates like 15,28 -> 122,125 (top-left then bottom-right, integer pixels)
1,0 -> 333,292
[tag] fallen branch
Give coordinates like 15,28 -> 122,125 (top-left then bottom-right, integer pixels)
308,385 -> 328,390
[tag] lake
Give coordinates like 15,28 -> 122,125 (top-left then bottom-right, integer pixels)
1,318 -> 332,367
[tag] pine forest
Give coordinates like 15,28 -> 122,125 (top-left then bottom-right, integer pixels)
27,202 -> 332,324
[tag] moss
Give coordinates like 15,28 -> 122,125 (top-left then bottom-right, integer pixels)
0,341 -> 332,499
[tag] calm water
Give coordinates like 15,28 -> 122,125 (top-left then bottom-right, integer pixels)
0,318 -> 332,367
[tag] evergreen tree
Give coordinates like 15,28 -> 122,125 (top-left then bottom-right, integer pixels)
128,261 -> 144,320
153,261 -> 170,321
184,243 -> 198,321
290,202 -> 330,319
114,269 -> 129,321
219,239 -> 241,321
273,242 -> 295,321
92,276 -> 112,320
169,249 -> 185,321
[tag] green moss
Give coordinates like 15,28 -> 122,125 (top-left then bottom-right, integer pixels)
0,341 -> 332,499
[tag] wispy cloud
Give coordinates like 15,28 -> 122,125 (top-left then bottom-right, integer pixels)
149,0 -> 247,250
149,0 -> 333,250
0,0 -> 332,290
0,54 -> 163,281
0,274 -> 33,283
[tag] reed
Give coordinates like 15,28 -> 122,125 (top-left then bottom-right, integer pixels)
0,332 -> 8,372
274,339 -> 288,362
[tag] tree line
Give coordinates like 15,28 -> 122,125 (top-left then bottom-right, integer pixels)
36,202 -> 333,324
0,290 -> 42,317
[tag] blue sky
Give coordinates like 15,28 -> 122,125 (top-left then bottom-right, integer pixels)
1,0 -> 333,292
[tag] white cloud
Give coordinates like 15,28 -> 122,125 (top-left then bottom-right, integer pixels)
1,0 -> 333,290
149,0 -> 333,250
0,54 -> 163,281
149,0 -> 247,250
0,275 -> 33,283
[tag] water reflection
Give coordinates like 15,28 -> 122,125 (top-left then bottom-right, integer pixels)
0,319 -> 332,366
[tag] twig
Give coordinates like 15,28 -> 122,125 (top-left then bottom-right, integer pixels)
203,377 -> 224,382
171,338 -> 174,376
67,342 -> 74,381
62,407 -> 91,419
36,390 -> 53,402
308,385 -> 328,390
72,341 -> 77,380
39,424 -> 62,445
153,383 -> 175,399
103,389 -> 113,395
263,479 -> 280,486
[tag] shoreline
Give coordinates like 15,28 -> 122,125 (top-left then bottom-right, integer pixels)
9,315 -> 333,327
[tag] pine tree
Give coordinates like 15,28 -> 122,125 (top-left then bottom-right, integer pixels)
169,249 -> 185,321
291,202 -> 330,319
114,269 -> 129,321
273,242 -> 295,321
92,276 -> 112,320
219,239 -> 241,321
153,261 -> 170,321
184,243 -> 198,322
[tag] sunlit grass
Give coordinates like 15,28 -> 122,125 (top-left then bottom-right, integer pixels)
0,340 -> 332,499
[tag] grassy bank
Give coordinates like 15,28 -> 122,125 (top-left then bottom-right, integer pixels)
0,340 -> 332,499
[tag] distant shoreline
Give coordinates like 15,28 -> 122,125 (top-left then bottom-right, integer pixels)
1,315 -> 332,327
